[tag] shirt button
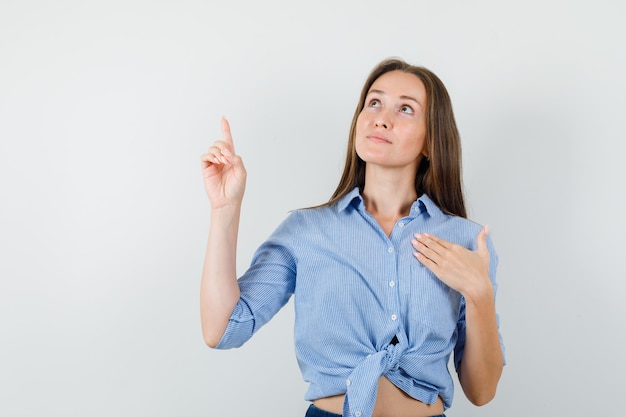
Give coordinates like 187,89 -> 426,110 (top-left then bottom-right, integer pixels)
387,247 -> 394,253
398,221 -> 405,227
346,379 -> 351,386
389,281 -> 395,287
391,314 -> 397,321
355,412 -> 362,417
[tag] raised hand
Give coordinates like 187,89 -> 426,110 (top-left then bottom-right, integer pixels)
411,226 -> 492,297
201,117 -> 247,210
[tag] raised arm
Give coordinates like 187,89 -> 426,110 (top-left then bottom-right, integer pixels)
200,117 -> 247,348
411,227 -> 504,405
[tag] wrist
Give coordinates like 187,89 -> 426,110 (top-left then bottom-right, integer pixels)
210,203 -> 242,217
461,277 -> 494,305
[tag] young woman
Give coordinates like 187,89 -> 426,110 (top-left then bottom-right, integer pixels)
200,58 -> 505,417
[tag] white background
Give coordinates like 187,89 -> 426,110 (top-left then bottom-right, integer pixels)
1,1 -> 625,416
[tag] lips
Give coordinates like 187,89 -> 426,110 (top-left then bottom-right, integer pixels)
367,134 -> 391,144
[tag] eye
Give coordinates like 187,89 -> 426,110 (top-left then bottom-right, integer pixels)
368,98 -> 381,108
399,105 -> 414,114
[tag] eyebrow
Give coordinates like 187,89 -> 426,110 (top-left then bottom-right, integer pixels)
367,89 -> 423,107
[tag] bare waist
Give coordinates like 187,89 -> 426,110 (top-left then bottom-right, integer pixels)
313,376 -> 444,417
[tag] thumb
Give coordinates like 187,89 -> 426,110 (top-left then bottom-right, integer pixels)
476,225 -> 489,255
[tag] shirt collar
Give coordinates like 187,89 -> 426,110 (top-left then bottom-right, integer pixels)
337,187 -> 363,212
414,193 -> 445,220
337,187 -> 445,220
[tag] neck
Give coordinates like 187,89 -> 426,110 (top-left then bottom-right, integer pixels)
361,167 -> 417,220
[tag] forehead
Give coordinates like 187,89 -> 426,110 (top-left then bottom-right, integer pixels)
368,70 -> 426,101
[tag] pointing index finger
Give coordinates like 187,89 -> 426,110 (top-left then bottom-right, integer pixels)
221,116 -> 234,149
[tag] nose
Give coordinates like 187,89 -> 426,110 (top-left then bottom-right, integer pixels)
374,119 -> 388,129
374,111 -> 392,129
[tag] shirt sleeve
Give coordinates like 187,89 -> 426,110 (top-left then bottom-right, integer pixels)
215,211 -> 299,349
453,233 -> 506,370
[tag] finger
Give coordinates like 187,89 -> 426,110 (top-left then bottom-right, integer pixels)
413,250 -> 440,273
201,154 -> 220,168
411,238 -> 440,264
413,233 -> 447,258
420,233 -> 451,250
205,140 -> 236,161
221,116 -> 235,149
201,150 -> 226,167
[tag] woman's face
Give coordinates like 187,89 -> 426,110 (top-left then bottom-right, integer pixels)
355,70 -> 428,172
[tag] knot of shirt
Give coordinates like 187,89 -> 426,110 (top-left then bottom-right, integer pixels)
342,342 -> 405,417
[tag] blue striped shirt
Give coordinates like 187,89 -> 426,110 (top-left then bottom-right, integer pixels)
216,187 -> 504,417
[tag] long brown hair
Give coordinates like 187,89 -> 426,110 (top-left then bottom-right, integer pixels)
322,58 -> 466,218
